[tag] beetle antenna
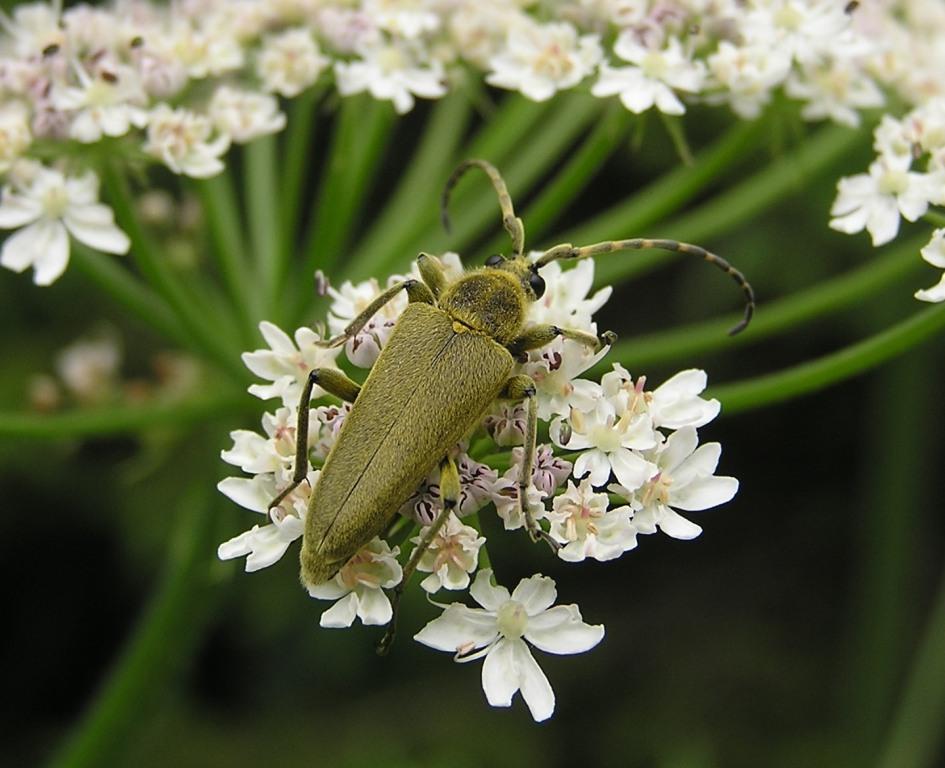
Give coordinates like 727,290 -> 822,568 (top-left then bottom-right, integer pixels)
440,158 -> 526,256
535,238 -> 755,335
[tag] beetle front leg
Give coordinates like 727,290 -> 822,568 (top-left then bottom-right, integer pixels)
318,278 -> 436,348
267,368 -> 362,511
509,324 -> 617,358
377,455 -> 461,656
499,374 -> 559,551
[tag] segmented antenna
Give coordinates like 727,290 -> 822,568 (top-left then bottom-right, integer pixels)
441,159 -> 525,256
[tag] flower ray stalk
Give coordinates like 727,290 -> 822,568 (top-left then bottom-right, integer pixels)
279,87 -> 324,264
244,135 -> 282,322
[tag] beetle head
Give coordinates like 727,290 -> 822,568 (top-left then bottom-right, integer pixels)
484,253 -> 546,301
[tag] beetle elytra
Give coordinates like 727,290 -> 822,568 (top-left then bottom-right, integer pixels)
269,159 -> 755,652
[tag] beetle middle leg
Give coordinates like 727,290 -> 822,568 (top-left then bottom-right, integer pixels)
377,455 -> 461,656
509,325 -> 617,359
267,368 -> 362,511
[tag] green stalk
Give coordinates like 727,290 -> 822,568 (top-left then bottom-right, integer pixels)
244,135 -> 282,320
575,123 -> 868,289
600,235 -> 924,371
349,92 -> 472,281
102,165 -> 248,381
280,87 -> 322,248
0,392 -> 247,439
709,304 -> 945,414
479,103 -> 629,257
70,244 -> 188,347
877,567 -> 945,768
47,483 -> 223,768
196,171 -> 260,340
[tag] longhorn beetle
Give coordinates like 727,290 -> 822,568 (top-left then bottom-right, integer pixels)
269,159 -> 754,653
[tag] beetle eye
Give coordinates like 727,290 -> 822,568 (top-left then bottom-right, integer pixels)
485,254 -> 504,267
528,271 -> 546,299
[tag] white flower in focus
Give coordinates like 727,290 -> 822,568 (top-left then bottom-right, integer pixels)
829,158 -> 941,246
335,39 -> 446,114
400,452 -> 499,525
209,85 -> 286,143
592,34 -> 705,115
603,365 -> 720,431
310,403 -> 351,460
52,65 -> 149,143
521,337 -> 610,420
527,258 -> 611,331
493,479 -> 547,532
0,162 -> 130,285
0,101 -> 32,172
308,538 -> 403,627
257,27 -> 330,97
221,406 -> 315,475
618,426 -> 738,540
915,228 -> 945,302
413,513 -> 485,593
414,569 -> 604,722
548,478 -> 637,562
483,400 -> 527,446
144,105 -> 230,178
242,321 -> 343,408
327,276 -> 407,367
486,21 -> 602,102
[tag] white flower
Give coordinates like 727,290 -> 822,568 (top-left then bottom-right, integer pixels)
209,85 -> 286,143
415,569 -> 604,722
706,41 -> 791,119
143,105 -> 230,179
604,365 -> 720,431
0,162 -> 130,286
364,0 -> 439,39
55,334 -> 121,404
521,337 -> 610,420
617,426 -> 738,540
221,406 -> 314,475
493,479 -> 547,532
217,507 -> 305,572
241,321 -> 343,408
592,34 -> 705,115
915,228 -> 945,302
400,452 -> 499,525
785,59 -> 883,128
52,65 -> 149,143
549,478 -> 637,562
0,101 -> 31,172
527,258 -> 611,331
308,538 -> 403,627
413,513 -> 485,593
335,39 -> 446,114
155,18 -> 244,80
257,27 -> 330,97
830,158 -> 941,246
486,21 -> 602,102
327,276 -> 407,367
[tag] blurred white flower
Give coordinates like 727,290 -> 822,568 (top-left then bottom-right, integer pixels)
144,105 -> 230,178
415,569 -> 604,722
0,101 -> 32,172
0,162 -> 129,285
915,228 -> 945,302
257,27 -> 330,97
308,538 -> 403,627
52,64 -> 149,143
208,85 -> 286,143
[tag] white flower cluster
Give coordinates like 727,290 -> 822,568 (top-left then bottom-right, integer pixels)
217,253 -> 738,720
830,99 -> 945,302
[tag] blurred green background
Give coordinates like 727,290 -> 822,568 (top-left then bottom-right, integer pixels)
2,62 -> 944,768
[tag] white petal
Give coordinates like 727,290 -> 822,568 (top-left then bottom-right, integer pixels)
659,427 -> 699,473
355,585 -> 393,625
514,641 -> 556,722
414,603 -> 498,652
0,195 -> 42,228
258,320 -> 296,354
524,605 -> 605,655
672,441 -> 722,484
610,448 -> 653,491
672,475 -> 738,511
216,476 -> 271,513
469,569 -> 511,611
657,506 -> 702,539
216,524 -> 293,572
915,273 -> 945,302
64,206 -> 130,254
481,638 -> 518,708
319,592 -> 359,628
511,574 -> 557,616
30,220 -> 70,286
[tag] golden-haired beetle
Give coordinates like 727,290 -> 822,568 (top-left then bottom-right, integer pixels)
269,159 -> 754,652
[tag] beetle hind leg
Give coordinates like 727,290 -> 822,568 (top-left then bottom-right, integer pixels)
377,455 -> 461,656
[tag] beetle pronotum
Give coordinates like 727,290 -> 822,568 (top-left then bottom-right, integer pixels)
270,159 -> 754,652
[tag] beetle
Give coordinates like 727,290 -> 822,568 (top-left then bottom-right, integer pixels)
268,159 -> 754,652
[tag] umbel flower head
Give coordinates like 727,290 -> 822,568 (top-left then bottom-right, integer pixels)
216,252 -> 741,721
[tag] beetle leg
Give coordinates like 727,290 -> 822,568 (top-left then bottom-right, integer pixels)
377,456 -> 461,656
509,324 -> 617,357
497,374 -> 561,551
417,252 -> 447,299
267,368 -> 361,511
441,159 -> 525,256
533,239 -> 755,335
318,279 -> 436,348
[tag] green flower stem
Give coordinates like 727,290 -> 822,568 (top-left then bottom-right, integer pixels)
47,483 -> 224,768
347,92 -> 473,281
585,122 -> 867,289
244,135 -> 282,320
546,117 -> 766,262
709,304 -> 945,414
280,87 -> 323,251
923,210 -> 945,228
196,172 -> 260,341
402,92 -> 602,261
600,234 -> 924,372
877,566 -> 945,768
70,243 -> 188,347
479,103 -> 630,257
0,392 -> 248,439
299,95 -> 395,286
101,165 -> 248,382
